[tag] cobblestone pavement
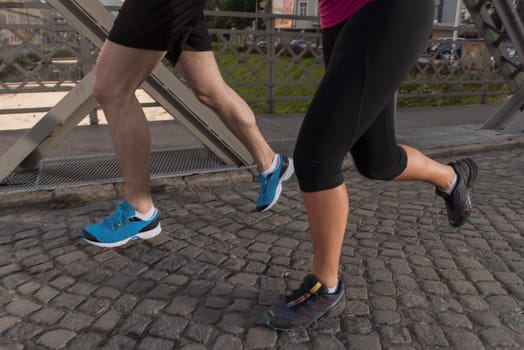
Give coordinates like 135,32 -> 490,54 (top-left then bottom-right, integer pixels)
1,146 -> 524,350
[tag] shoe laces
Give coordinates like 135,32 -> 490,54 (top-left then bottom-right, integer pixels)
258,173 -> 270,195
285,280 -> 321,307
103,201 -> 133,230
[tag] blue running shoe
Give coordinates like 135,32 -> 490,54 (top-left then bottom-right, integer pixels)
81,201 -> 161,248
256,154 -> 294,212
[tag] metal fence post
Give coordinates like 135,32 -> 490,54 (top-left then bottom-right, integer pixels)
266,2 -> 275,114
79,36 -> 98,124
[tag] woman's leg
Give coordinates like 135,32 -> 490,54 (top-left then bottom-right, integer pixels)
395,145 -> 455,189
265,0 -> 435,330
304,184 -> 349,288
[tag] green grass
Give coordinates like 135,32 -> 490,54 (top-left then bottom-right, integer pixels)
215,47 -> 324,114
214,45 -> 509,113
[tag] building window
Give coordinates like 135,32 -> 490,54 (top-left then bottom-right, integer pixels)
299,2 -> 307,16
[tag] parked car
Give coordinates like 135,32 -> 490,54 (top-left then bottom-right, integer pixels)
490,39 -> 518,70
426,37 -> 465,60
276,39 -> 322,56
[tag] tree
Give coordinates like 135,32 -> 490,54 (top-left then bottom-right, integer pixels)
207,0 -> 258,29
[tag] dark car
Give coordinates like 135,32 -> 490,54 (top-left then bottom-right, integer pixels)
426,37 -> 465,60
276,39 -> 322,56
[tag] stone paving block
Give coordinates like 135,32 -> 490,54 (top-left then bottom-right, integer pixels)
345,301 -> 370,316
411,323 -> 449,347
218,312 -> 248,334
31,307 -> 64,325
449,280 -> 478,295
469,311 -> 502,327
486,295 -> 520,313
437,311 -> 473,329
49,275 -> 76,289
0,316 -> 20,335
0,264 -> 21,277
246,327 -> 278,349
212,334 -> 244,350
33,286 -> 59,303
137,337 -> 176,350
37,329 -> 76,349
420,281 -> 450,296
388,259 -> 411,274
479,328 -> 519,348
134,298 -> 167,315
93,309 -> 121,332
346,334 -> 381,350
184,323 -> 214,344
310,335 -> 346,350
51,292 -> 86,310
412,266 -> 439,280
78,296 -> 111,316
5,298 -> 41,317
179,344 -> 207,350
228,273 -> 258,286
119,313 -> 152,336
460,295 -> 490,311
373,310 -> 401,325
58,311 -> 94,331
16,280 -> 40,295
165,296 -> 200,316
476,281 -> 508,296
378,326 -> 412,345
343,317 -> 372,335
438,268 -> 465,281
94,286 -> 121,299
446,330 -> 485,350
466,269 -> 495,282
63,332 -> 103,350
100,335 -> 136,350
0,343 -> 24,350
370,297 -> 397,310
2,272 -> 31,289
148,315 -> 188,340
370,282 -> 396,296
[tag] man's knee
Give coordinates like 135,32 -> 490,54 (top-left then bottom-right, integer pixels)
193,83 -> 230,110
92,74 -> 135,108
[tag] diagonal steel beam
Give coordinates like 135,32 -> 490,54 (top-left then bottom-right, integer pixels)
463,0 -> 524,132
0,0 -> 252,182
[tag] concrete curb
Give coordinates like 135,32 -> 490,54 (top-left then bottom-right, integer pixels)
2,136 -> 523,208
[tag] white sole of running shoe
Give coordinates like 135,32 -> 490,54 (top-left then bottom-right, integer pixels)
82,224 -> 162,248
260,158 -> 295,212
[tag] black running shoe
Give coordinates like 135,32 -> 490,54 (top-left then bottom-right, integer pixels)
263,274 -> 346,330
436,158 -> 478,227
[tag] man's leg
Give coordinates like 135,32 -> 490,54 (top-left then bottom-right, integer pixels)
93,41 -> 165,213
175,49 -> 294,211
81,40 -> 165,248
175,50 -> 274,171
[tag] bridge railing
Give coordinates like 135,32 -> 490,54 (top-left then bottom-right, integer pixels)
0,1 -> 512,120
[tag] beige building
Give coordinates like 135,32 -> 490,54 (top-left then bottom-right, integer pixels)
272,0 -> 319,30
0,0 -> 49,46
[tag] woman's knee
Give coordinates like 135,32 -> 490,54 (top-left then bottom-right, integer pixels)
293,147 -> 344,192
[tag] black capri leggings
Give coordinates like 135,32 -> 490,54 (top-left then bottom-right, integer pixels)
293,0 -> 433,192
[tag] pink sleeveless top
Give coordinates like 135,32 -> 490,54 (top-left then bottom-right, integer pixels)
319,0 -> 373,28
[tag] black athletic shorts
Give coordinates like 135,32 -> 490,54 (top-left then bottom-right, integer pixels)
108,0 -> 212,64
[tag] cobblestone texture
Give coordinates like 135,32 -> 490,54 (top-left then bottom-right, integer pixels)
0,146 -> 524,349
